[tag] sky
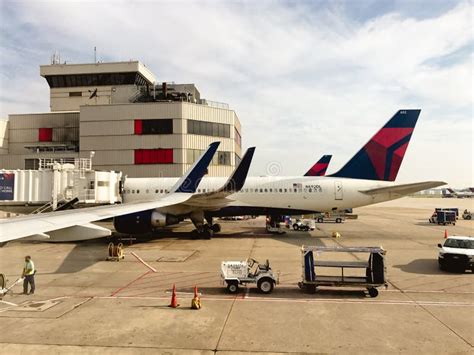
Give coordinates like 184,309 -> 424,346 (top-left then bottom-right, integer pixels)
0,0 -> 472,186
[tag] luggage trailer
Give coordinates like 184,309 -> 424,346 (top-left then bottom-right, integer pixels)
298,246 -> 387,297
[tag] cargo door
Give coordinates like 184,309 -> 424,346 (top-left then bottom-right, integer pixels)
334,181 -> 343,200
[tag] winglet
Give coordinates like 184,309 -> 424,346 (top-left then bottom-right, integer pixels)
304,155 -> 332,176
222,147 -> 256,192
171,142 -> 220,193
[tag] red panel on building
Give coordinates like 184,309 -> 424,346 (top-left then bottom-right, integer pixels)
38,128 -> 53,142
134,120 -> 142,135
135,149 -> 173,164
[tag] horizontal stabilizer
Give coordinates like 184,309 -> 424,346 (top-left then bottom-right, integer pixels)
360,181 -> 446,196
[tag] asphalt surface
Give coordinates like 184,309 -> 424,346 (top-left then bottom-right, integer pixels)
0,197 -> 473,354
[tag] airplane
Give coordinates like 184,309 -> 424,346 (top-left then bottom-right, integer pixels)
120,109 -> 444,236
0,143 -> 255,245
443,188 -> 474,198
0,109 -> 446,244
441,189 -> 456,198
304,155 -> 332,176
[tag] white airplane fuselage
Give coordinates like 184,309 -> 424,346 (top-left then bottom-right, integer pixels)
123,176 -> 397,215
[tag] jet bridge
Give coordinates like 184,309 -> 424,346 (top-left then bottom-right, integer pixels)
0,158 -> 122,214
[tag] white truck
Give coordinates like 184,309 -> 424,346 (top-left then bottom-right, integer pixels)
438,236 -> 474,273
221,258 -> 278,294
315,213 -> 345,224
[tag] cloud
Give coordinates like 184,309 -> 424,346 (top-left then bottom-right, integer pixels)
0,0 -> 472,185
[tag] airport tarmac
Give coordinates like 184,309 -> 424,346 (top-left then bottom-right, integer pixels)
0,197 -> 473,354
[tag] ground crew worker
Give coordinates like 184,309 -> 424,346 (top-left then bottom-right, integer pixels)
22,255 -> 35,295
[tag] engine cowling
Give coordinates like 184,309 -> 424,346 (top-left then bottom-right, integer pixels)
114,210 -> 181,235
151,211 -> 180,227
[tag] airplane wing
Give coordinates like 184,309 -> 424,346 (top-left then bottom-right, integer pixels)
0,142 -> 221,244
360,181 -> 446,196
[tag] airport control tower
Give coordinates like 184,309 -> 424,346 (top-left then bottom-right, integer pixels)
40,60 -> 157,111
0,58 -> 242,178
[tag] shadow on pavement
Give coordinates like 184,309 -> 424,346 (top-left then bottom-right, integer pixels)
52,240 -> 107,274
393,259 -> 444,275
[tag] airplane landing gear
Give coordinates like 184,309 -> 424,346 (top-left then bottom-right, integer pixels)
191,211 -> 214,239
211,223 -> 221,233
191,225 -> 213,239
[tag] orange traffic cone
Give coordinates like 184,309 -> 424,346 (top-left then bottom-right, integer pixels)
444,230 -> 448,239
169,284 -> 179,308
191,285 -> 201,310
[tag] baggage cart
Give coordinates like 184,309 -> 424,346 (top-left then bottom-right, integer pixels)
298,246 -> 387,297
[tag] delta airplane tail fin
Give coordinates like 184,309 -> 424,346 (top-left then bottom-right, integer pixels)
304,155 -> 332,176
330,109 -> 420,181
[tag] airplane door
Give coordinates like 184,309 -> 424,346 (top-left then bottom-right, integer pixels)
334,181 -> 343,200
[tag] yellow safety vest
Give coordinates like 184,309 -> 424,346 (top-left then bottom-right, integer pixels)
24,260 -> 35,275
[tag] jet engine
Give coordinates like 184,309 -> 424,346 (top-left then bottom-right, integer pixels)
113,210 -> 181,235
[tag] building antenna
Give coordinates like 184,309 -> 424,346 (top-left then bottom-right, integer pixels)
94,46 -> 97,63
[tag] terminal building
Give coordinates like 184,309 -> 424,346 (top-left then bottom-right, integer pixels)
0,59 -> 242,178
0,58 -> 242,211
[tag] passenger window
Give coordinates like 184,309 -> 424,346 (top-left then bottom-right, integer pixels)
260,189 -> 263,193
137,190 -> 140,194
284,188 -> 287,193
160,189 -> 164,193
264,189 -> 268,193
294,189 -> 297,193
155,189 -> 158,193
279,189 -> 282,193
132,190 -> 135,194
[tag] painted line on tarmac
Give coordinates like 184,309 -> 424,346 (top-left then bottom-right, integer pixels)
129,252 -> 157,272
110,271 -> 151,297
385,289 -> 474,294
30,294 -> 474,308
0,300 -> 17,307
238,296 -> 474,307
0,306 -> 17,313
91,294 -> 474,307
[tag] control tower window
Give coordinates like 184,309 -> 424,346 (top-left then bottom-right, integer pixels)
69,92 -> 82,97
187,119 -> 231,138
45,72 -> 147,88
134,119 -> 173,135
